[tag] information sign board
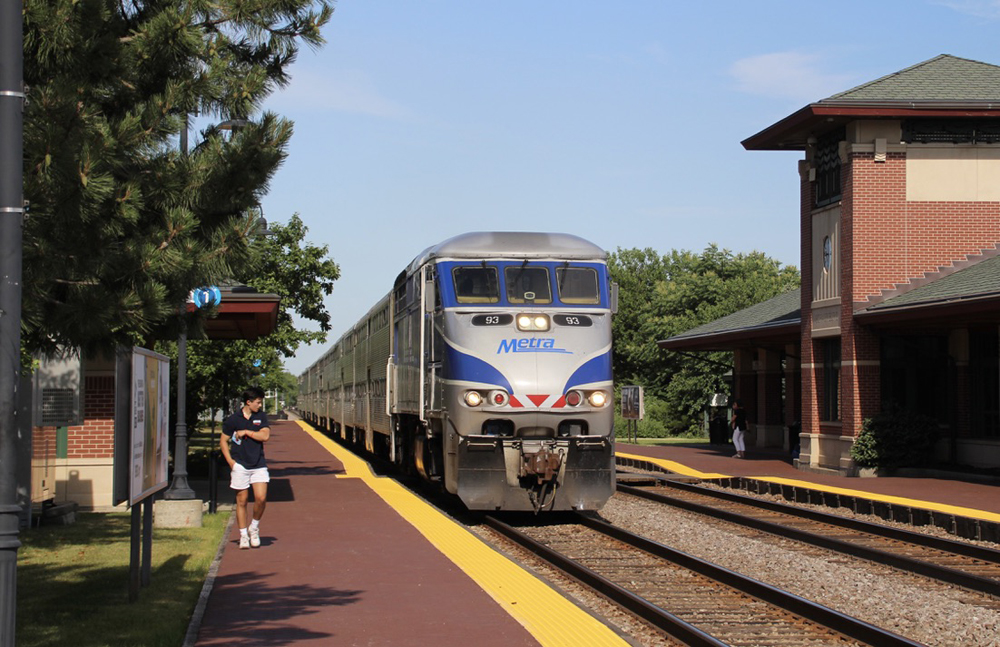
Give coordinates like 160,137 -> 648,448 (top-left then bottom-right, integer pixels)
129,348 -> 170,505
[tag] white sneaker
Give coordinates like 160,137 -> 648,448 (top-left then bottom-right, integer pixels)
239,534 -> 250,549
249,527 -> 260,548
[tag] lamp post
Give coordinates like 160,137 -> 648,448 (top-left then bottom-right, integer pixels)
0,2 -> 23,643
165,117 -> 252,501
164,114 -> 196,499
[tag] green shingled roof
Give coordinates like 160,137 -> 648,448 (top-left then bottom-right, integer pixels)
823,54 -> 1000,103
866,254 -> 1000,312
663,288 -> 801,342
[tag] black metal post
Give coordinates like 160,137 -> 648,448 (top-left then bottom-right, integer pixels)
141,498 -> 152,587
208,412 -> 218,514
164,117 -> 194,500
164,302 -> 194,498
128,504 -> 140,602
0,3 -> 24,643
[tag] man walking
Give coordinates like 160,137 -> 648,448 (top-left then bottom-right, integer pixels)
221,386 -> 271,549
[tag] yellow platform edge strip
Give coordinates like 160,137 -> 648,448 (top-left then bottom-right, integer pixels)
297,421 -> 631,647
617,450 -> 1000,524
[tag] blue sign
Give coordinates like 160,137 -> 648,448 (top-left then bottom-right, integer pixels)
192,286 -> 222,308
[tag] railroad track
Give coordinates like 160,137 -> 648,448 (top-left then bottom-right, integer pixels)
617,477 -> 1000,602
485,513 -> 923,647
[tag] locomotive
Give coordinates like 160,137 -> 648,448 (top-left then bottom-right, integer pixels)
298,231 -> 617,512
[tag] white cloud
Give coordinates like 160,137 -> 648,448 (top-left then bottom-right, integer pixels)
265,68 -> 408,119
932,0 -> 1000,19
729,52 -> 854,103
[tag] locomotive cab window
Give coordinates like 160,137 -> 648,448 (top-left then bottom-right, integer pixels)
556,267 -> 599,304
505,266 -> 552,304
453,266 -> 500,304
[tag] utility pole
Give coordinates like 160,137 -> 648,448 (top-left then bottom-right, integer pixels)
0,2 -> 25,645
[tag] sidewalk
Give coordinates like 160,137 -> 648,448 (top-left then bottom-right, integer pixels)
617,441 -> 1000,518
190,420 -> 607,647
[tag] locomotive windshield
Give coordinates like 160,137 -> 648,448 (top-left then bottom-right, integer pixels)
453,266 -> 500,303
505,265 -> 552,304
556,267 -> 600,304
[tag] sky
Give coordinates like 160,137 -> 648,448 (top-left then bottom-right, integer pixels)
255,0 -> 1000,377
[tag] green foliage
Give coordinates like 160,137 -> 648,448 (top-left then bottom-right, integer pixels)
180,214 -> 338,423
850,404 -> 939,469
614,392 -> 680,439
609,244 -> 799,435
21,0 -> 334,355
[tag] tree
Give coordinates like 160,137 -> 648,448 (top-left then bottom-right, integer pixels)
21,0 -> 334,356
609,244 -> 799,434
180,214 -> 339,424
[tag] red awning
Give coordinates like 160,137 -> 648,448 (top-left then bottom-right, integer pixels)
188,287 -> 280,340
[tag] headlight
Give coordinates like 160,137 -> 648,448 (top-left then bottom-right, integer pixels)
565,390 -> 583,407
488,390 -> 508,406
464,391 -> 483,407
516,313 -> 550,331
588,391 -> 608,407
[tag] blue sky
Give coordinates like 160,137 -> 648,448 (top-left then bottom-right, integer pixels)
258,0 -> 1000,376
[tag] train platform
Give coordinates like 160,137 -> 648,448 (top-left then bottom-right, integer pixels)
616,441 -> 1000,541
188,418 -> 633,647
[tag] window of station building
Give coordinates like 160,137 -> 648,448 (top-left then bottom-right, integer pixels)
505,265 -> 552,304
814,128 -> 844,208
556,267 -> 600,304
821,338 -> 841,422
880,335 -> 949,424
453,266 -> 500,304
969,331 -> 999,438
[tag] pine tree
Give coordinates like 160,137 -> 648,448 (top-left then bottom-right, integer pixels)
21,0 -> 334,354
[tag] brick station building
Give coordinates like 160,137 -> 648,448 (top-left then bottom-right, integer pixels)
30,286 -> 279,512
660,55 -> 1000,474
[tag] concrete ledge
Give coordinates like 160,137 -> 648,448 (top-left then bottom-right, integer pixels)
154,499 -> 204,528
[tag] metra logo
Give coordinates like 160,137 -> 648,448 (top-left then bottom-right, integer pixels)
497,338 -> 571,354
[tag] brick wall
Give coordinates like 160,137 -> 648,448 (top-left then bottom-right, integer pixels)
849,152 -> 1000,303
67,375 -> 115,459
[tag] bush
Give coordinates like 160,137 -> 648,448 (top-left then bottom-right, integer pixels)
614,392 -> 699,439
850,404 -> 938,469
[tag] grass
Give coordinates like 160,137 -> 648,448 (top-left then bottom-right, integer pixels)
17,511 -> 229,647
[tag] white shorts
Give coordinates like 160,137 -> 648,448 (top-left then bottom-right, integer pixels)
230,464 -> 270,490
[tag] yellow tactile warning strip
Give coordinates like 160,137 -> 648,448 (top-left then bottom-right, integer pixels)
617,450 -> 1000,525
297,421 -> 631,647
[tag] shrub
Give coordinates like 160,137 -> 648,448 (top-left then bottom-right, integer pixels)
850,404 -> 938,469
614,392 -> 691,439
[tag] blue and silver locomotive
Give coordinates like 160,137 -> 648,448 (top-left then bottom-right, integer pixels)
298,232 -> 617,512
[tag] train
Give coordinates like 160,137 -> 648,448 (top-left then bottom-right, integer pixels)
297,231 -> 618,512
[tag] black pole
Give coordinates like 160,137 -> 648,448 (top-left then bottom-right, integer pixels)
164,117 -> 194,500
0,2 -> 24,644
141,498 -> 152,587
128,504 -> 140,602
208,409 -> 218,514
164,301 -> 194,498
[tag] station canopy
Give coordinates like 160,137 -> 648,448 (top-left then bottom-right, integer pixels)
189,285 -> 280,340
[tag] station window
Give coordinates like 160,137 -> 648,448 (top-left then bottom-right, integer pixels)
814,128 -> 844,208
822,338 -> 841,422
505,266 -> 552,304
556,267 -> 600,304
453,266 -> 500,304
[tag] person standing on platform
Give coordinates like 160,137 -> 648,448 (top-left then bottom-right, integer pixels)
221,386 -> 271,549
731,398 -> 748,459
